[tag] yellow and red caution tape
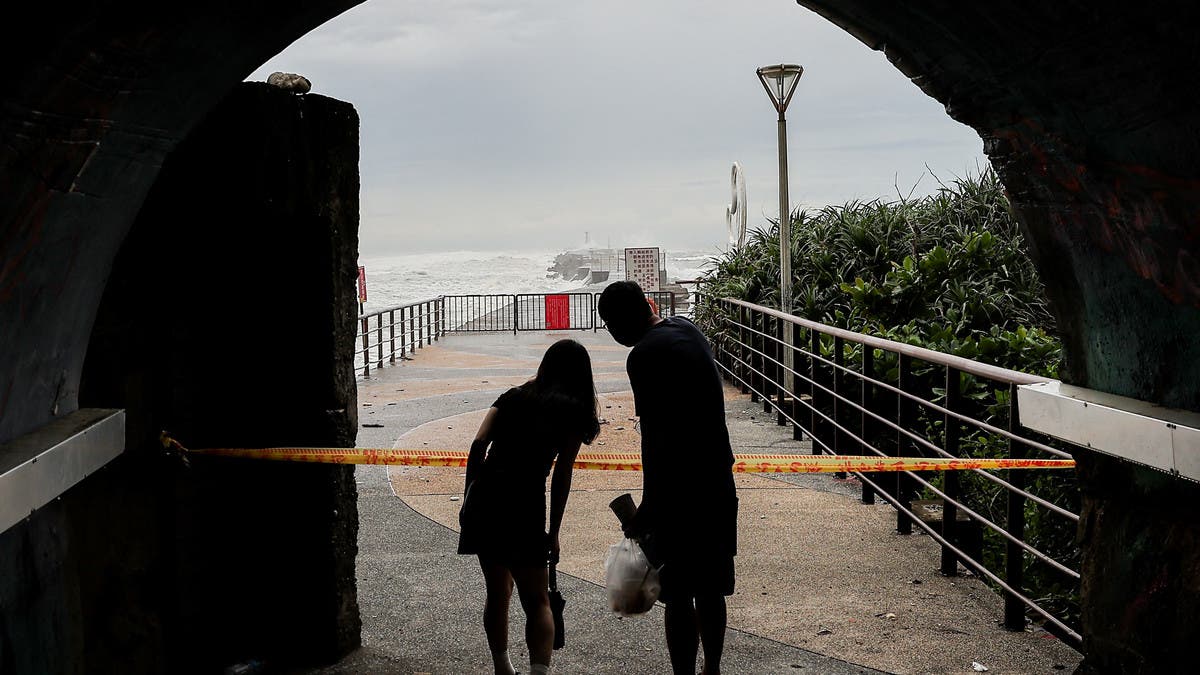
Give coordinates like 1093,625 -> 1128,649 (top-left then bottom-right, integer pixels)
162,436 -> 1074,473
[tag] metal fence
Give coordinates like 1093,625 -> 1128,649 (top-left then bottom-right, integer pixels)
355,297 -> 443,377
698,295 -> 1082,650
355,291 -> 686,377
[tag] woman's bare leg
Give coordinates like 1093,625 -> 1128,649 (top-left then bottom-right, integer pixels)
479,557 -> 516,675
510,563 -> 554,669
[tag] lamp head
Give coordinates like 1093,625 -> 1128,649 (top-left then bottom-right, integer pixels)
756,64 -> 804,113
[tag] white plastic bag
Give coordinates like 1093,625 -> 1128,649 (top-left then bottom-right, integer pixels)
604,537 -> 661,616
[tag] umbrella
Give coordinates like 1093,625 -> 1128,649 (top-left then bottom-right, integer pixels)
549,563 -> 566,650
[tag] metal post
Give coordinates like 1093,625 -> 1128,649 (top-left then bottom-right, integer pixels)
897,353 -> 914,534
833,336 -> 846,478
809,329 -> 820,451
1004,382 -> 1027,630
376,313 -> 384,368
738,305 -> 749,394
763,314 -> 774,414
942,366 -> 962,576
409,305 -> 417,354
860,345 -> 876,504
749,311 -> 761,403
791,325 -> 804,442
833,336 -> 845,454
389,310 -> 396,362
777,110 -> 796,400
776,317 -> 787,426
360,315 -> 370,377
399,311 -> 406,358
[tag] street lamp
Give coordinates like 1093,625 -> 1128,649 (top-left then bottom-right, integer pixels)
756,63 -> 803,317
757,63 -> 803,400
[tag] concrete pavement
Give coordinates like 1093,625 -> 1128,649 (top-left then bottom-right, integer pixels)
304,330 -> 1081,675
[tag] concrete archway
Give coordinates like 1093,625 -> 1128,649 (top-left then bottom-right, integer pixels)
3,2 -> 1198,672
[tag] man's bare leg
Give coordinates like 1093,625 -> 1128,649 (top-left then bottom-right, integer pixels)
664,599 -> 700,675
695,595 -> 727,675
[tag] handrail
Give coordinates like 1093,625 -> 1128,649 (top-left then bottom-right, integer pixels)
360,296 -> 445,318
701,294 -> 1081,651
354,291 -> 687,377
721,297 -> 1051,386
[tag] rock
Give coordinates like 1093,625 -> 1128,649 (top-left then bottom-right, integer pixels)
266,71 -> 312,93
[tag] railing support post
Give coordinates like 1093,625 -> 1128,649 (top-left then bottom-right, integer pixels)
833,336 -> 846,477
833,336 -> 845,455
942,366 -> 962,576
360,315 -> 370,377
776,317 -> 787,426
860,345 -> 876,504
738,305 -> 749,394
791,326 -> 804,441
809,329 -> 821,452
376,313 -> 384,368
1004,382 -> 1027,630
896,353 -> 914,535
389,310 -> 396,362
409,305 -> 417,355
763,314 -> 774,414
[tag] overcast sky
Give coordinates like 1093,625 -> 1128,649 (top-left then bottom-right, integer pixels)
250,0 -> 987,255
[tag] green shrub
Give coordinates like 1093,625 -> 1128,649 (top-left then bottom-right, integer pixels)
695,168 -> 1080,631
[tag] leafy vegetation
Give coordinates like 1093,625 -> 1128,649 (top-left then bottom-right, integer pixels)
695,169 -> 1080,631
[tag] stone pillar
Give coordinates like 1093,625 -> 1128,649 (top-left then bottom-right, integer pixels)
75,82 -> 361,671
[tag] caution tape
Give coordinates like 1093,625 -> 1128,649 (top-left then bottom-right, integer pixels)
162,436 -> 1074,473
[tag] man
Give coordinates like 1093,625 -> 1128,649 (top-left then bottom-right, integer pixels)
598,281 -> 738,675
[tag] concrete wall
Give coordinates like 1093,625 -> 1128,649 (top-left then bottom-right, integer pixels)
0,83 -> 361,673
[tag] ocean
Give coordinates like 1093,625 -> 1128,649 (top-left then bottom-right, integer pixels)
357,249 -> 718,313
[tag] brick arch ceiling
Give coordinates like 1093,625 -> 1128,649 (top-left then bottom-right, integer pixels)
3,1 -> 1199,444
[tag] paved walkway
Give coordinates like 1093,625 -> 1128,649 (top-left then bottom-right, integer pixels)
307,331 -> 1081,675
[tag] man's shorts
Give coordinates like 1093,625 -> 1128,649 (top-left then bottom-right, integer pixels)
658,554 -> 736,603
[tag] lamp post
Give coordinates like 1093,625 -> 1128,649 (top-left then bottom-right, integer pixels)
757,63 -> 803,399
756,64 -> 803,316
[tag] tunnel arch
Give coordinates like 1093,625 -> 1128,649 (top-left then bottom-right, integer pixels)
4,2 -> 1200,672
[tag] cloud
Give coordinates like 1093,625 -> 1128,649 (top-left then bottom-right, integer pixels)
251,0 -> 986,255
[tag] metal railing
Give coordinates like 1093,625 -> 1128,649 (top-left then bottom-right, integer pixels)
355,297 -> 444,377
698,294 -> 1082,651
355,291 -> 686,377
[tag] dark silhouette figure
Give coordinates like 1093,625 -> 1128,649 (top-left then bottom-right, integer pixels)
598,281 -> 738,675
458,339 -> 601,675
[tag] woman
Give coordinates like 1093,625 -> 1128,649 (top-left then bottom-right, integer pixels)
458,339 -> 601,675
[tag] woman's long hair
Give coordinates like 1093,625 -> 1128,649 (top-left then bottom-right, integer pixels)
531,339 -> 601,444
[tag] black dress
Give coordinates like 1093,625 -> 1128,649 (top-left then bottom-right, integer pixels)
458,385 -> 588,567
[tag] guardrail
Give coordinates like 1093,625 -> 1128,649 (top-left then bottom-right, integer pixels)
356,291 -> 686,377
355,297 -> 444,377
697,294 -> 1081,650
